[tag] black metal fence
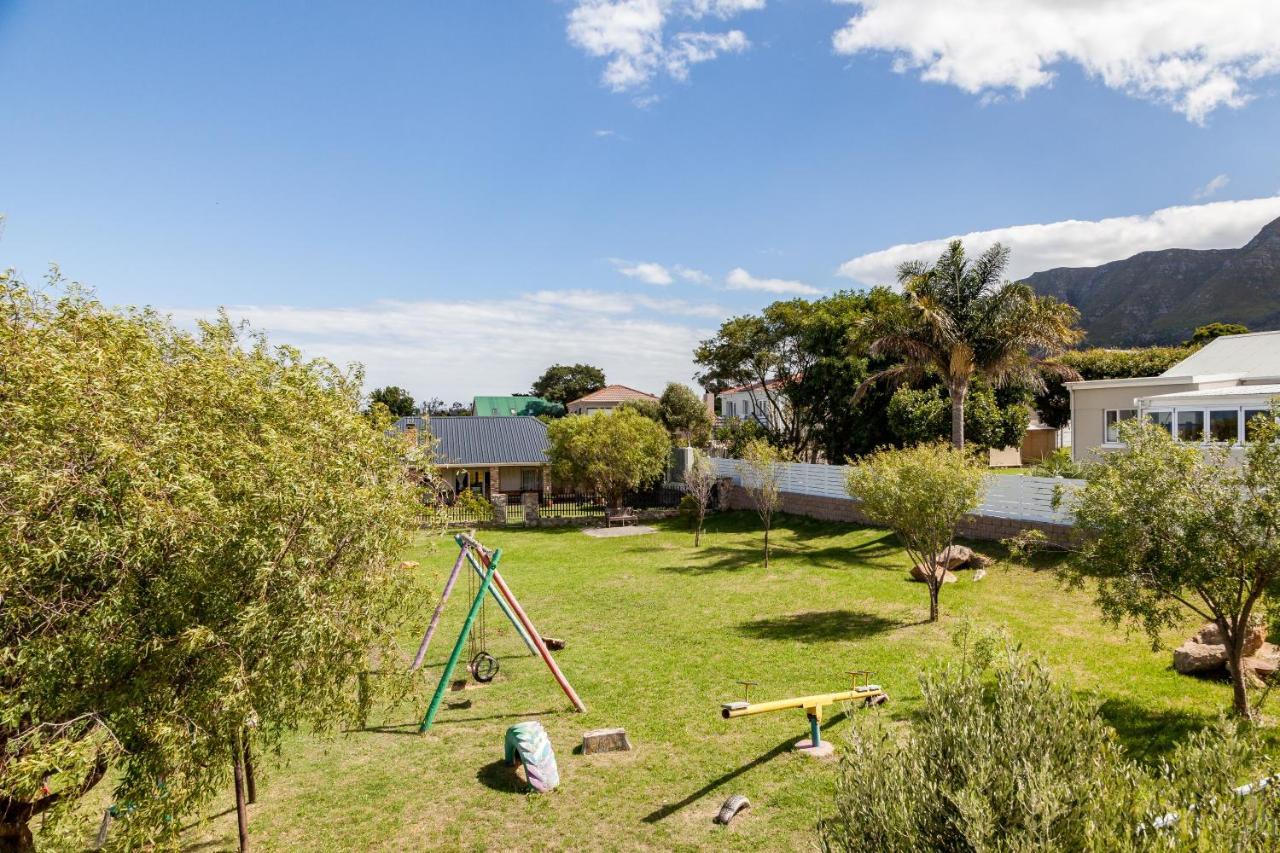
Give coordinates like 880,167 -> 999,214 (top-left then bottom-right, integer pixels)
441,499 -> 494,526
625,483 -> 686,509
542,492 -> 606,520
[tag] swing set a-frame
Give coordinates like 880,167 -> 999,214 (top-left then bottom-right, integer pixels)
413,532 -> 587,733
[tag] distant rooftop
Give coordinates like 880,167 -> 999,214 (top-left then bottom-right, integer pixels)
567,384 -> 657,407
472,395 -> 563,417
394,416 -> 549,466
1161,330 -> 1280,379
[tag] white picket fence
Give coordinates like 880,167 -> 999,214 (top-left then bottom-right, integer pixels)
711,457 -> 1080,526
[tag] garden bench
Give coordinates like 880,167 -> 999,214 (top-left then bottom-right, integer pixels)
605,507 -> 638,527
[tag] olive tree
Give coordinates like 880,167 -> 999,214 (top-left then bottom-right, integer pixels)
546,408 -> 671,508
0,274 -> 427,851
845,442 -> 986,622
1065,417 -> 1280,718
682,449 -> 717,547
737,439 -> 790,568
819,626 -> 1280,852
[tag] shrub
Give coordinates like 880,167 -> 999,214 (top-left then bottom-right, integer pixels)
1031,447 -> 1085,479
819,626 -> 1280,851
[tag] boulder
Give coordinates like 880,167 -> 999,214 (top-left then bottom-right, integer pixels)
969,552 -> 995,568
909,563 -> 957,584
1243,643 -> 1280,683
398,560 -> 420,570
1172,640 -> 1226,674
936,545 -> 974,569
1173,621 -> 1269,675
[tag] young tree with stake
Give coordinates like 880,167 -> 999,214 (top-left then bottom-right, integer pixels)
683,449 -> 717,547
845,442 -> 986,622
737,439 -> 789,568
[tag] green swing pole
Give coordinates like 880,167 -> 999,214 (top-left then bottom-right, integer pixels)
419,548 -> 501,734
461,544 -> 537,657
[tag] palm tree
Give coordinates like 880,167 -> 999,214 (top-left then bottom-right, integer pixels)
862,240 -> 1082,449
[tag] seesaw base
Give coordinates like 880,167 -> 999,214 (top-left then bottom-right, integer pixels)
793,738 -> 835,759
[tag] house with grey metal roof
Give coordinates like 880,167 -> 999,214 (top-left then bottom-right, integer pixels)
1066,330 -> 1280,461
394,415 -> 551,499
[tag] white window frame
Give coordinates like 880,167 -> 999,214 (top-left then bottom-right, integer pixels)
1138,404 -> 1280,447
1103,409 -> 1137,446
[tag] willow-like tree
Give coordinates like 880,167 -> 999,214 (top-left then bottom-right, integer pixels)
862,240 -> 1081,448
0,273 -> 427,851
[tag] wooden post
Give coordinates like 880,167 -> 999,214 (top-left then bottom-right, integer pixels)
232,737 -> 250,852
411,547 -> 467,671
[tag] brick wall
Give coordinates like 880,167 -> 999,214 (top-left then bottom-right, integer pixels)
721,485 -> 1076,548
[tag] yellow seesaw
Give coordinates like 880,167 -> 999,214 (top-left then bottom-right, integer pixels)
720,671 -> 888,756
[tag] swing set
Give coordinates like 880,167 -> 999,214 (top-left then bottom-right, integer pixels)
414,532 -> 587,733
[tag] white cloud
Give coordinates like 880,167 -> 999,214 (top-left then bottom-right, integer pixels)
1194,173 -> 1231,200
725,266 -> 821,295
165,290 -> 719,401
567,0 -> 759,93
674,264 -> 711,284
611,258 -> 675,285
837,195 -> 1280,286
831,0 -> 1280,123
594,128 -> 619,138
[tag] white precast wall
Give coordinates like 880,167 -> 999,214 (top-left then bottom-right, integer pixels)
712,457 -> 1080,526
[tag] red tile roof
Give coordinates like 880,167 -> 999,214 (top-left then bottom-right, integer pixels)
567,384 -> 658,406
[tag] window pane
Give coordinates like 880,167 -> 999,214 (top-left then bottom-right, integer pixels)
1209,410 -> 1239,443
1244,408 -> 1272,442
1147,410 -> 1173,434
1176,410 -> 1205,442
1105,409 -> 1136,443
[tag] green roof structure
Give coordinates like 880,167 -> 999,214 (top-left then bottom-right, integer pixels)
472,395 -> 563,417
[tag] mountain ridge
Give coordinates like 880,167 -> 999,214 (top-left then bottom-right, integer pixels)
1023,216 -> 1280,346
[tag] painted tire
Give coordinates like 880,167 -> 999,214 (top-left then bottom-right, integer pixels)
469,651 -> 499,683
504,721 -> 559,793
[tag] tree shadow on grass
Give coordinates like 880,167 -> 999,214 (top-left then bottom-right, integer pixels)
738,609 -> 910,642
642,710 -> 850,823
661,544 -> 762,574
1097,696 -> 1213,765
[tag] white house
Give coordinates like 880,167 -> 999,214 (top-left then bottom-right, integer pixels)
1065,330 -> 1280,461
716,380 -> 788,431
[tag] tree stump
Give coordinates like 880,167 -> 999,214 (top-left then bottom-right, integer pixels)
582,727 -> 631,754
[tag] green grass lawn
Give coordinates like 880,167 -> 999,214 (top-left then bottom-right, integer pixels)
175,512 -> 1241,851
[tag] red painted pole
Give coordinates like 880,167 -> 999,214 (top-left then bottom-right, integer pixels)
469,540 -> 587,714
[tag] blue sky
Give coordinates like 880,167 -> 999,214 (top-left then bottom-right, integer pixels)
3,1 -> 1280,401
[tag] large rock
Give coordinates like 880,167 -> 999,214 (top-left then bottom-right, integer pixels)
1242,643 -> 1280,683
936,545 -> 974,569
909,563 -> 958,584
1172,621 -> 1269,675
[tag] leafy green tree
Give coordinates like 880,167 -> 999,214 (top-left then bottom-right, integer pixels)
0,274 -> 426,850
886,384 -> 1028,451
1034,345 -> 1194,430
546,408 -> 670,507
845,442 -> 986,621
863,240 -> 1081,448
616,397 -> 663,422
367,384 -> 418,417
658,383 -> 713,446
695,290 -> 903,461
713,416 -> 767,458
1065,417 -> 1280,717
1185,321 -> 1249,347
531,363 -> 606,408
737,439 -> 790,568
819,626 -> 1280,851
